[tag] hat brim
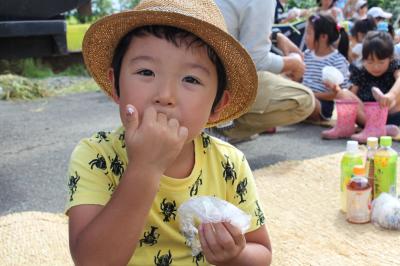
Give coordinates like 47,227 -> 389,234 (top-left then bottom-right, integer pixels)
83,10 -> 258,127
381,12 -> 392,19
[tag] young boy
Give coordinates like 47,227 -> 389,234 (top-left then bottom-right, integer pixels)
65,0 -> 272,265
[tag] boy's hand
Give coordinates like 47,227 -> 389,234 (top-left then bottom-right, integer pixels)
198,222 -> 246,265
124,104 -> 188,174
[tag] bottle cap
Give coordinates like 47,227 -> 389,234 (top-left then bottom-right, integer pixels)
353,165 -> 365,176
346,140 -> 359,153
367,137 -> 378,148
380,136 -> 392,147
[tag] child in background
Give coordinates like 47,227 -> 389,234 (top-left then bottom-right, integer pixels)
303,14 -> 354,122
322,31 -> 400,142
349,16 -> 377,68
65,0 -> 271,265
348,31 -> 400,141
316,0 -> 344,22
352,0 -> 368,20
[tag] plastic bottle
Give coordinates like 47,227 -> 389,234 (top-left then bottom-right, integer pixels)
346,165 -> 371,224
365,137 -> 378,200
340,140 -> 363,213
374,136 -> 398,198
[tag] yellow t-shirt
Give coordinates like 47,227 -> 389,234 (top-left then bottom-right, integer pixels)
66,126 -> 265,266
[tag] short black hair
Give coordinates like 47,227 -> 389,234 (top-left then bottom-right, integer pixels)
111,25 -> 226,112
362,31 -> 393,60
350,16 -> 376,37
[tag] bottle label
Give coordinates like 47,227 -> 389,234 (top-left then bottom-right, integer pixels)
340,155 -> 363,212
346,188 -> 371,223
374,154 -> 397,198
366,158 -> 375,199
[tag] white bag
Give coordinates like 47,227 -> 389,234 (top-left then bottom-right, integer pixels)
178,196 -> 251,255
371,193 -> 400,230
322,66 -> 344,85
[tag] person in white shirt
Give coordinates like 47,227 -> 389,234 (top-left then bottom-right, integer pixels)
209,0 -> 314,143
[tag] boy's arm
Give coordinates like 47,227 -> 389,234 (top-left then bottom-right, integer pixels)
69,165 -> 162,266
223,225 -> 272,266
69,105 -> 188,265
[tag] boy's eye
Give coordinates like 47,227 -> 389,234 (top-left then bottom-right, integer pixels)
183,76 -> 200,84
137,69 -> 154,76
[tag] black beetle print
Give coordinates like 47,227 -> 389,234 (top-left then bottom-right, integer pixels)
192,252 -> 205,265
95,131 -> 109,143
154,250 -> 173,266
201,132 -> 211,153
108,154 -> 124,179
89,154 -> 108,174
119,132 -> 126,148
221,155 -> 237,185
255,200 -> 265,226
235,177 -> 248,204
68,171 -> 80,201
189,170 -> 203,197
160,198 -> 177,222
140,226 -> 160,247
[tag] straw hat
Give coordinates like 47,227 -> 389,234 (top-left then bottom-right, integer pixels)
82,0 -> 258,127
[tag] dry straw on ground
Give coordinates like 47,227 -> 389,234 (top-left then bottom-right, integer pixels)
0,153 -> 399,265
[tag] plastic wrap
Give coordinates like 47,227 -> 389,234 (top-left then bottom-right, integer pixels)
322,66 -> 344,85
178,196 -> 251,256
371,193 -> 400,230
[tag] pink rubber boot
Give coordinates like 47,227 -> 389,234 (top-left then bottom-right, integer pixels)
351,102 -> 388,143
321,100 -> 358,139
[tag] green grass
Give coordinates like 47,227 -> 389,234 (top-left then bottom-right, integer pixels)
57,64 -> 89,76
21,59 -> 54,78
67,23 -> 91,52
0,58 -> 89,78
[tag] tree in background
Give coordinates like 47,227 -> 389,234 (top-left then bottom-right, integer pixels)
68,0 -> 141,23
116,0 -> 141,11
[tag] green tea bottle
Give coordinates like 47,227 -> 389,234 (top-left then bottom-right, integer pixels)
341,141 -> 363,213
374,136 -> 398,198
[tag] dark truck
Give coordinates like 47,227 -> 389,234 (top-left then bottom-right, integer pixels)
0,0 -> 90,59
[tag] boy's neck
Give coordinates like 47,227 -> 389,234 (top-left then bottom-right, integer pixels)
164,140 -> 195,179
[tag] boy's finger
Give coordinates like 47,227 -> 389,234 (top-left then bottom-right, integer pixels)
223,222 -> 246,246
212,222 -> 234,248
198,224 -> 215,260
125,104 -> 139,132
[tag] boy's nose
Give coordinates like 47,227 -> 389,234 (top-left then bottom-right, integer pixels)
154,80 -> 177,106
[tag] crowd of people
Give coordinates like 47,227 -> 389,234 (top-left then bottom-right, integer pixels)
208,0 -> 400,145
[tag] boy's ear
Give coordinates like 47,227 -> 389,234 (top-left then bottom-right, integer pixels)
209,90 -> 231,123
108,68 -> 120,104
